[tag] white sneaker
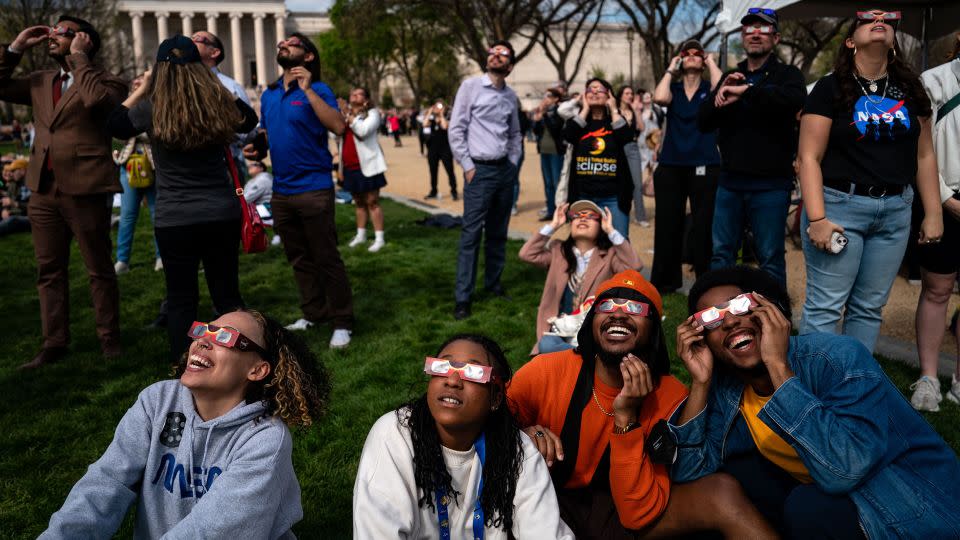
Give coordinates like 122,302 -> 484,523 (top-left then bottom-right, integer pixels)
639,220 -> 651,228
348,234 -> 366,248
946,375 -> 960,405
271,235 -> 282,246
285,318 -> 315,331
330,328 -> 352,349
154,258 -> 163,272
368,239 -> 385,252
114,261 -> 130,275
909,376 -> 942,412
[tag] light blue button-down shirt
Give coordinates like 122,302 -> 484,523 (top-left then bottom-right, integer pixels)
448,74 -> 522,172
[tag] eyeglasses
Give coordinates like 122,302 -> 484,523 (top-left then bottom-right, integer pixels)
742,24 -> 775,35
693,293 -> 757,330
596,298 -> 651,316
746,7 -> 777,16
680,49 -> 704,58
277,38 -> 305,50
568,210 -> 601,221
588,87 -> 609,95
49,26 -> 76,38
192,36 -> 218,48
424,357 -> 496,384
187,321 -> 267,355
487,48 -> 511,59
856,10 -> 901,25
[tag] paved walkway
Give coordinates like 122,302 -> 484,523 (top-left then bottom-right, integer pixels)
374,135 -> 959,375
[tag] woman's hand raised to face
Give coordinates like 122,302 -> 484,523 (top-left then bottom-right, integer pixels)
550,203 -> 569,230
601,206 -> 615,235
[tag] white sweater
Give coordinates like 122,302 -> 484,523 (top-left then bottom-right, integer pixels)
353,411 -> 574,540
922,58 -> 960,203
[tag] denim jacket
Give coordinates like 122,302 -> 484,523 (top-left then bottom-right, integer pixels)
669,333 -> 960,539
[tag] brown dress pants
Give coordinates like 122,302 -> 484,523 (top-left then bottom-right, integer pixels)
28,187 -> 120,349
271,189 -> 354,329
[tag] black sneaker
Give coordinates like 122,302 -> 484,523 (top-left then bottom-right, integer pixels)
451,192 -> 459,201
454,302 -> 471,320
424,192 -> 438,200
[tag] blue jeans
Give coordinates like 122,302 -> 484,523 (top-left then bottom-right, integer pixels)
587,195 -> 630,239
711,186 -> 791,285
540,152 -> 563,215
512,152 -> 524,208
455,161 -> 515,303
116,167 -> 158,263
623,142 -> 647,221
800,186 -> 914,352
538,334 -> 576,354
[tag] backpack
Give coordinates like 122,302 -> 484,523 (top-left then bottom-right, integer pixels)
126,152 -> 154,188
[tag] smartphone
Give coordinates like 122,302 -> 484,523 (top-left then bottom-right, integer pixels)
253,131 -> 268,157
830,231 -> 848,254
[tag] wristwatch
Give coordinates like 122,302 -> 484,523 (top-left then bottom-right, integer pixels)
613,421 -> 638,435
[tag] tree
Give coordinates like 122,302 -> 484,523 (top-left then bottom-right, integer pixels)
524,0 -> 604,85
385,1 -> 462,106
616,0 -> 720,79
315,0 -> 394,99
777,18 -> 851,80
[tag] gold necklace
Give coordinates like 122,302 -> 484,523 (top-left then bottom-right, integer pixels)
592,388 -> 615,417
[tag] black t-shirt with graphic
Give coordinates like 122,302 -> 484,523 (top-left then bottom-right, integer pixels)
564,117 -> 632,198
803,73 -> 920,187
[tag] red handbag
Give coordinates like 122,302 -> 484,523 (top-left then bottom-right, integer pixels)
225,148 -> 268,254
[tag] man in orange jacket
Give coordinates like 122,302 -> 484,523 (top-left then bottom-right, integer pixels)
508,269 -> 775,538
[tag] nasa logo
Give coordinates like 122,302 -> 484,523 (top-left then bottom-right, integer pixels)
851,96 -> 910,141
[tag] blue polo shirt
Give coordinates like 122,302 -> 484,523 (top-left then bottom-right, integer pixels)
260,78 -> 339,195
658,80 -> 721,167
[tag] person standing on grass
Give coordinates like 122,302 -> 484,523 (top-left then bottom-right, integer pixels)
616,85 -> 648,229
341,87 -> 388,253
672,266 -> 960,539
107,36 -> 259,364
423,99 -> 457,201
650,40 -> 722,294
532,83 -> 567,221
1,17 -> 126,370
910,32 -> 960,412
448,40 -> 522,321
698,8 -> 805,287
243,33 -> 355,349
40,309 -> 329,539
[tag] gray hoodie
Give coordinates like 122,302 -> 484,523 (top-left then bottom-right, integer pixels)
40,380 -> 301,539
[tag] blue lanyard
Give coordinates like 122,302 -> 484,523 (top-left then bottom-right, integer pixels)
436,434 -> 486,540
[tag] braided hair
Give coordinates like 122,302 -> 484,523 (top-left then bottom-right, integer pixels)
397,334 -> 523,531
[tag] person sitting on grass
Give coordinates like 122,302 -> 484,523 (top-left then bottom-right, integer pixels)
508,269 -> 777,538
671,266 -> 960,539
519,199 -> 640,355
353,333 -> 575,539
40,309 -> 330,539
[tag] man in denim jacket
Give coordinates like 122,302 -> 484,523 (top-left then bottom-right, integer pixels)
669,266 -> 960,539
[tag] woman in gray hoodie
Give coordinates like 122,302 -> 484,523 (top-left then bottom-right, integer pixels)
40,309 -> 330,539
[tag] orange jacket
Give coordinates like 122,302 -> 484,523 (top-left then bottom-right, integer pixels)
507,349 -> 688,530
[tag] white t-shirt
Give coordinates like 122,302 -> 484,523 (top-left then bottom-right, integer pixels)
353,410 -> 574,540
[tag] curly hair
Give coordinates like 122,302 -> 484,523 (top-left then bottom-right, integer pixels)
397,334 -> 523,532
833,21 -> 932,118
687,266 -> 792,320
149,55 -> 243,151
175,309 -> 330,427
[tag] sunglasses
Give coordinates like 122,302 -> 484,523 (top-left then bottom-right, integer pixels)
187,321 -> 267,355
596,298 -> 651,316
192,36 -> 218,48
568,210 -> 601,221
743,24 -> 775,35
588,87 -> 609,95
277,39 -> 305,50
424,357 -> 496,384
487,49 -> 511,59
856,11 -> 901,25
680,49 -> 704,58
50,26 -> 76,38
747,7 -> 777,16
693,293 -> 757,330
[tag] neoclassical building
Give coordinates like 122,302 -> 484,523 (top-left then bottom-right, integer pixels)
117,0 -> 330,88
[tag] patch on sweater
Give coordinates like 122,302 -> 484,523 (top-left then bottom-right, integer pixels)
159,412 -> 187,447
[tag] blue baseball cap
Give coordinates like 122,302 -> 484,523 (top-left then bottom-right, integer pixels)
156,35 -> 201,65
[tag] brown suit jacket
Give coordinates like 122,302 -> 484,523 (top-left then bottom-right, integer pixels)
519,230 -> 642,354
0,47 -> 126,195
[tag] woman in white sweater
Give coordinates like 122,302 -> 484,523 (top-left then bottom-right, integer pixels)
353,334 -> 574,539
339,87 -> 389,252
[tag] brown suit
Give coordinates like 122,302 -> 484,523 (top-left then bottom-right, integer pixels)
0,46 -> 126,350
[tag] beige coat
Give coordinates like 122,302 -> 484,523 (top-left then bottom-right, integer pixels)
519,230 -> 642,354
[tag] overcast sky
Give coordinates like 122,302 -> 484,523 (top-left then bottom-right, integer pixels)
286,0 -> 332,12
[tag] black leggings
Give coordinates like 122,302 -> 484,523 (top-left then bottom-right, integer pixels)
428,149 -> 456,194
155,219 -> 244,363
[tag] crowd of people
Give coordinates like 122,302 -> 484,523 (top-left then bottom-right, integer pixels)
3,6 -> 960,539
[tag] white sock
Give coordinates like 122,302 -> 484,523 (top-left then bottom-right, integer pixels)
355,228 -> 366,240
374,231 -> 384,242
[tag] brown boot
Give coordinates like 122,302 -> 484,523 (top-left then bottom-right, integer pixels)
19,347 -> 68,370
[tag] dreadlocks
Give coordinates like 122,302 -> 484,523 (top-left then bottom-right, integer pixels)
397,334 -> 523,531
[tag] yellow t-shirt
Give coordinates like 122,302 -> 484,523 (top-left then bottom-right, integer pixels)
739,385 -> 813,483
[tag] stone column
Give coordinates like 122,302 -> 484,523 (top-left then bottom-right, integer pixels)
180,12 -> 194,36
274,13 -> 286,75
206,12 -> 219,35
229,13 -> 244,85
130,11 -> 144,70
253,13 -> 267,87
156,11 -> 170,42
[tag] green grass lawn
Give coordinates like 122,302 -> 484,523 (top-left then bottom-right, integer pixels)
0,199 -> 957,538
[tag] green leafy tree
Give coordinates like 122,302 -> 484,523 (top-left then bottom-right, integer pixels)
385,1 -> 461,106
315,0 -> 394,99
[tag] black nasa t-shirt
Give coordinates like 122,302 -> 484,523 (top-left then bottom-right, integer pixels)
803,73 -> 920,186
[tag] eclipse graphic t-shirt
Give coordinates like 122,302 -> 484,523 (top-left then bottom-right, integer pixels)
803,73 -> 921,187
568,118 -> 626,198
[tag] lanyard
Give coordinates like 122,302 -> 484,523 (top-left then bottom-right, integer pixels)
436,434 -> 486,540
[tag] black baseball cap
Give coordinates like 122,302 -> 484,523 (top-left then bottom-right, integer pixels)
741,7 -> 779,29
678,39 -> 704,54
156,35 -> 201,65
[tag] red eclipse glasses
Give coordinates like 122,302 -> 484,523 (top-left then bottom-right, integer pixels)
187,321 -> 267,355
49,26 -> 77,38
596,298 -> 651,316
680,49 -> 705,58
424,357 -> 497,384
856,11 -> 901,25
742,24 -> 775,35
568,210 -> 601,221
693,293 -> 758,330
